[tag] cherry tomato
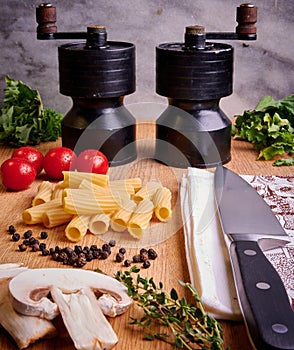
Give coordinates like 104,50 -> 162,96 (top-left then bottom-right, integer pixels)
75,149 -> 109,174
43,147 -> 77,180
1,158 -> 36,191
12,146 -> 44,175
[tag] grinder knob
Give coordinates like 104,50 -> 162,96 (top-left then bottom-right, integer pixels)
36,3 -> 57,35
236,3 -> 257,36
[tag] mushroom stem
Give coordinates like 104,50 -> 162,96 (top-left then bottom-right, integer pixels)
51,286 -> 118,350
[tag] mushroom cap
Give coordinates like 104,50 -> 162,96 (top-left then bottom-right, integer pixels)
9,268 -> 132,320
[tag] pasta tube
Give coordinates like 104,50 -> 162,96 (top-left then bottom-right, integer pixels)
22,199 -> 62,225
42,205 -> 74,228
128,199 -> 154,239
32,181 -> 53,206
111,199 -> 137,232
60,171 -> 109,189
51,184 -> 64,200
88,213 -> 111,235
133,181 -> 162,202
109,177 -> 142,195
79,179 -> 130,203
152,187 -> 172,222
65,215 -> 90,242
63,189 -> 121,215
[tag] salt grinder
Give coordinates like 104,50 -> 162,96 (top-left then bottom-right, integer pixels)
155,3 -> 257,168
36,3 -> 137,166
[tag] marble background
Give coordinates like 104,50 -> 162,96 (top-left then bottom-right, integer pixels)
0,0 -> 293,120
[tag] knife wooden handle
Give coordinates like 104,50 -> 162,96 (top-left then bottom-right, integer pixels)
230,240 -> 294,350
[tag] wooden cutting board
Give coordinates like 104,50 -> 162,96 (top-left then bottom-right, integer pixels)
0,121 -> 292,350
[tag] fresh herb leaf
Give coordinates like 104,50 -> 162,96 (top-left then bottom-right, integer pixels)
0,76 -> 63,146
115,267 -> 226,350
232,94 -> 294,166
273,156 -> 294,166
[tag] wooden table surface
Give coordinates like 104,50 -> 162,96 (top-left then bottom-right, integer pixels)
0,121 -> 292,350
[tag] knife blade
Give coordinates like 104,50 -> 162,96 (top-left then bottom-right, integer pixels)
214,165 -> 294,350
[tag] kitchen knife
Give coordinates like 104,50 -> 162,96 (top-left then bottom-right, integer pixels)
214,166 -> 294,350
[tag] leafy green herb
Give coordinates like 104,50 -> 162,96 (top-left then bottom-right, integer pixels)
115,266 -> 226,349
0,76 -> 63,146
232,94 -> 294,165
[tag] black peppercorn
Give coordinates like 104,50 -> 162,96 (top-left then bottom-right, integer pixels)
18,244 -> 27,252
64,247 -> 74,256
39,243 -> 46,251
140,248 -> 148,255
140,252 -> 148,262
115,253 -> 124,262
74,245 -> 83,254
90,245 -> 98,251
100,251 -> 109,260
102,243 -> 111,252
55,246 -> 61,253
22,239 -> 30,246
124,259 -> 131,267
68,255 -> 78,265
148,248 -> 158,260
119,247 -> 126,255
142,260 -> 151,269
29,237 -> 37,246
132,255 -> 141,263
31,243 -> 40,252
23,230 -> 33,239
8,225 -> 16,234
40,231 -> 48,239
49,248 -> 55,255
58,251 -> 68,262
52,253 -> 59,261
109,240 -> 116,247
92,250 -> 101,259
12,233 -> 20,242
76,256 -> 87,268
42,249 -> 50,256
86,253 -> 94,262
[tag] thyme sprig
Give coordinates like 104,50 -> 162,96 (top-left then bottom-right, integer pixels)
115,266 -> 226,350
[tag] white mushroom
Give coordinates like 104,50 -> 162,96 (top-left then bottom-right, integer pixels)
0,264 -> 56,349
9,268 -> 132,350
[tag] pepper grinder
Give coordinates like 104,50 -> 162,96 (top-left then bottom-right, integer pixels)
36,3 -> 137,166
155,3 -> 257,168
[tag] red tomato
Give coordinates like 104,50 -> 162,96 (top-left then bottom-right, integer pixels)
75,149 -> 109,174
12,146 -> 44,175
43,147 -> 77,180
1,158 -> 36,191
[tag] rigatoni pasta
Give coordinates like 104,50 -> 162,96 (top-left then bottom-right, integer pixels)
60,171 -> 109,189
132,181 -> 162,202
152,187 -> 172,222
22,198 -> 62,224
128,199 -> 154,239
32,181 -> 53,206
65,215 -> 90,242
89,213 -> 111,235
42,206 -> 74,228
22,171 -> 173,242
111,199 -> 137,232
62,188 -> 122,215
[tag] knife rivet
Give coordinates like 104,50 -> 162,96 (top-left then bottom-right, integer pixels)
272,323 -> 288,334
256,282 -> 270,290
243,249 -> 257,256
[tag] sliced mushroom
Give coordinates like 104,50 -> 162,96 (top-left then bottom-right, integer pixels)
9,268 -> 132,350
0,264 -> 56,349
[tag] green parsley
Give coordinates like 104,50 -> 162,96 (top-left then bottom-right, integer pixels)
115,266 -> 226,350
232,95 -> 294,166
0,76 -> 63,146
